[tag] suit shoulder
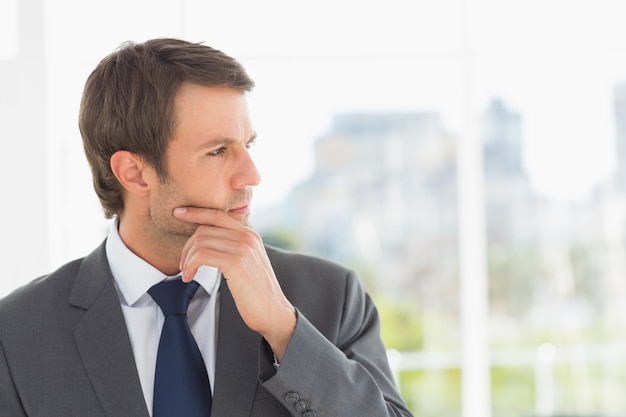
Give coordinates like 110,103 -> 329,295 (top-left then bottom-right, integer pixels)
264,244 -> 364,299
0,257 -> 84,318
265,245 -> 352,277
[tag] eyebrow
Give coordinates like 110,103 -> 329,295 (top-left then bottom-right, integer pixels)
198,133 -> 257,150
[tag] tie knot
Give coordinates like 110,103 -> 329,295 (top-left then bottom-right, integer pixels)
148,279 -> 200,316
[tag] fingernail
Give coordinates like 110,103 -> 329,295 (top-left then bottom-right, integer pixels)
174,207 -> 187,215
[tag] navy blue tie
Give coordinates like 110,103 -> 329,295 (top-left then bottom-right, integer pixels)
148,279 -> 212,417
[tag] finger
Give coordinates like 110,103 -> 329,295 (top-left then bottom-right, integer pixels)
178,224 -> 244,270
181,245 -> 231,282
180,244 -> 217,282
173,206 -> 238,227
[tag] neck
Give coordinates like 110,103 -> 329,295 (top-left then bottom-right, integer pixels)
117,214 -> 186,276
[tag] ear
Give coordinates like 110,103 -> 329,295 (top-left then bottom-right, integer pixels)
110,150 -> 153,195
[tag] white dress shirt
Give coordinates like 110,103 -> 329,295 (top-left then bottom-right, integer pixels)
105,219 -> 221,416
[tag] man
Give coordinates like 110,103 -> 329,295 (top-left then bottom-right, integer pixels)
0,38 -> 412,417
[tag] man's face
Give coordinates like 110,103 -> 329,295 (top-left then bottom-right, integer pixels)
146,84 -> 261,238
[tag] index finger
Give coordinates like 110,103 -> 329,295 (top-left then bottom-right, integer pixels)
173,206 -> 237,227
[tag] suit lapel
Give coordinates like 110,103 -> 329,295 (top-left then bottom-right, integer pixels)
69,243 -> 149,417
211,279 -> 262,417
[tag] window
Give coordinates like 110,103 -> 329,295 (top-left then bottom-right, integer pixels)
3,1 -> 626,416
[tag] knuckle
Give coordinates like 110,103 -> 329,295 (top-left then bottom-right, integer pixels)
240,229 -> 259,247
196,247 -> 213,260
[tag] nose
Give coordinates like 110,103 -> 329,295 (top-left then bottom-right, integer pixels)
231,146 -> 261,189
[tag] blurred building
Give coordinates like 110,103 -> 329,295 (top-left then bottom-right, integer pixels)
482,98 -> 537,246
255,112 -> 458,299
613,80 -> 626,194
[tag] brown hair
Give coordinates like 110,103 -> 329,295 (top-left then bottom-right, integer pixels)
79,38 -> 255,218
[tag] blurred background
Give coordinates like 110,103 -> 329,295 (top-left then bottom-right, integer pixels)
3,0 -> 626,416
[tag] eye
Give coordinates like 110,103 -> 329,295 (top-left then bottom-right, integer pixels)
208,146 -> 227,156
246,139 -> 257,149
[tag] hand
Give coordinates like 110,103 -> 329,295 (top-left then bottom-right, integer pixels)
173,207 -> 296,361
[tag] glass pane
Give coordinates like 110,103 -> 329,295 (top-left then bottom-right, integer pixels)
0,0 -> 18,60
185,0 -> 463,57
475,53 -> 626,416
469,0 -> 626,52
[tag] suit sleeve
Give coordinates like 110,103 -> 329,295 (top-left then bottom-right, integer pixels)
260,270 -> 413,417
0,339 -> 28,417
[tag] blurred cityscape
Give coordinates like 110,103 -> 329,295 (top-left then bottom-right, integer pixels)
256,110 -> 458,304
253,81 -> 626,415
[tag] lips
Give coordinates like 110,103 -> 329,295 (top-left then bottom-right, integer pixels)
228,202 -> 250,215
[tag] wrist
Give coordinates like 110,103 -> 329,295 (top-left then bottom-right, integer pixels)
263,305 -> 297,362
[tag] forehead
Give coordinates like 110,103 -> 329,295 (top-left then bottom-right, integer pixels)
172,83 -> 253,139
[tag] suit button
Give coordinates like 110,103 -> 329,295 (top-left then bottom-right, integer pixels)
303,412 -> 317,417
295,399 -> 309,412
285,392 -> 300,405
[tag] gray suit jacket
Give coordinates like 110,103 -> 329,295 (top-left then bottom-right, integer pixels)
0,243 -> 412,417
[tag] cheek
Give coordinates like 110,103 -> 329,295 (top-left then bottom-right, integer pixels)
163,158 -> 232,209
147,183 -> 196,235
150,179 -> 186,212
164,176 -> 226,210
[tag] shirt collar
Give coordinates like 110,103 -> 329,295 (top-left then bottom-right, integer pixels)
105,218 -> 220,306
